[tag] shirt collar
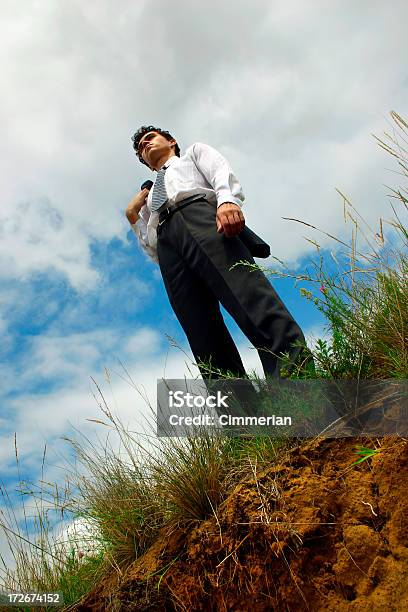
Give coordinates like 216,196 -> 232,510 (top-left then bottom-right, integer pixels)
159,154 -> 178,171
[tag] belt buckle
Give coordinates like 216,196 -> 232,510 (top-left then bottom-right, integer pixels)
158,206 -> 171,226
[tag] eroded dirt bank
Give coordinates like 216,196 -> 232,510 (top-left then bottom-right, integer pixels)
70,436 -> 408,611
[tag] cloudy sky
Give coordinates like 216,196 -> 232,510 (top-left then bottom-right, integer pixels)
1,0 -> 407,571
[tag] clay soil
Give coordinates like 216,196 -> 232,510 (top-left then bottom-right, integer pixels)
70,435 -> 408,611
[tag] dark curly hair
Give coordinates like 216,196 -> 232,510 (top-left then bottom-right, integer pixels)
131,125 -> 180,168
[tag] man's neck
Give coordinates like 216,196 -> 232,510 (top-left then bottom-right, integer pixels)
154,153 -> 176,172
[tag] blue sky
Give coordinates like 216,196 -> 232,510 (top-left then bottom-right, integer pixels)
1,0 -> 407,571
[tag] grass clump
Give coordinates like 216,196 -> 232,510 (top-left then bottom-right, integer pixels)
0,439 -> 106,609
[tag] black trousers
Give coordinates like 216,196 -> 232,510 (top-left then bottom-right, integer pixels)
157,198 -> 308,380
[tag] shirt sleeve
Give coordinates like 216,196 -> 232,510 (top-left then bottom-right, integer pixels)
190,142 -> 245,208
130,203 -> 159,264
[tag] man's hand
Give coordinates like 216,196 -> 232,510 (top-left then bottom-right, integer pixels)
125,188 -> 150,224
216,202 -> 245,237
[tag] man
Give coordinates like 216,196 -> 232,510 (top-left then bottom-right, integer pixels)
126,125 -> 310,384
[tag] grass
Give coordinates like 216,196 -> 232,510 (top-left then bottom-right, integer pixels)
0,385 -> 288,609
0,110 -> 407,610
351,445 -> 382,466
0,440 -> 107,609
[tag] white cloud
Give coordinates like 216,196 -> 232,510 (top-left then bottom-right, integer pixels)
1,334 -> 89,398
0,199 -> 99,290
0,329 -> 189,465
305,323 -> 330,352
124,328 -> 162,355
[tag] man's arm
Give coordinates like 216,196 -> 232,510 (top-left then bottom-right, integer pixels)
125,188 -> 159,264
190,142 -> 245,238
125,187 -> 150,224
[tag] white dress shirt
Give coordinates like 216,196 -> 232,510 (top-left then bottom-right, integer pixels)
131,142 -> 245,263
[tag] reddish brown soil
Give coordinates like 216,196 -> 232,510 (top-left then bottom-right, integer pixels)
70,436 -> 408,611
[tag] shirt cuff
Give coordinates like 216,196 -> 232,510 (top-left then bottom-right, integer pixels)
217,195 -> 243,208
130,219 -> 142,235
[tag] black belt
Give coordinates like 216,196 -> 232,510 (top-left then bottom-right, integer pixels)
158,194 -> 207,226
157,195 -> 270,257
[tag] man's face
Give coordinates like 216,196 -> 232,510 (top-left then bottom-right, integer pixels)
138,131 -> 176,169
